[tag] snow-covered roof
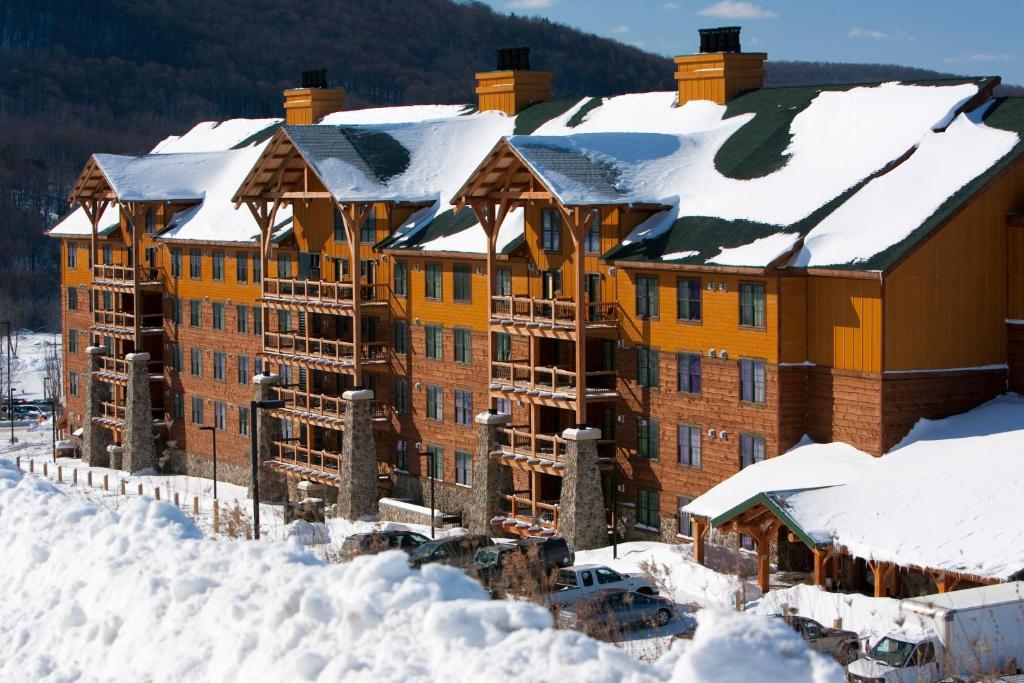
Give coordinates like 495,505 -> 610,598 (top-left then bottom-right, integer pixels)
91,152 -> 244,202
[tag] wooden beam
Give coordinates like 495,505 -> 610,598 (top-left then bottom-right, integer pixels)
693,515 -> 708,566
338,202 -> 370,387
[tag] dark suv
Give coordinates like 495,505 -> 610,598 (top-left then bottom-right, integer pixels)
775,615 -> 860,664
407,534 -> 492,570
516,536 -> 574,570
467,536 -> 575,598
340,530 -> 431,561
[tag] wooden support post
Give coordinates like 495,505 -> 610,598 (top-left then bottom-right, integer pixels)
57,466 -> 62,483
870,561 -> 893,598
813,548 -> 827,587
87,471 -> 93,487
337,202 -> 370,387
757,543 -> 771,594
29,460 -> 34,473
193,496 -> 200,516
137,483 -> 143,496
693,516 -> 707,566
73,468 -> 78,485
103,475 -> 108,491
42,463 -> 48,477
155,486 -> 160,501
174,492 -> 180,507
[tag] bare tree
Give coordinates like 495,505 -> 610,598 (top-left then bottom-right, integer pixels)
44,336 -> 62,412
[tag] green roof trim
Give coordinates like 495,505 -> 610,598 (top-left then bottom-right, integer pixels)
709,489 -> 826,550
230,121 -> 282,150
567,97 -> 603,128
513,98 -> 583,135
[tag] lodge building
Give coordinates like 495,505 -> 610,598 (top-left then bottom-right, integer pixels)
50,28 -> 1024,551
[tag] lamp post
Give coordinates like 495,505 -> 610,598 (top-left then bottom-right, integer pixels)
610,464 -> 618,560
198,424 -> 218,500
417,443 -> 436,539
2,321 -> 12,444
250,398 -> 285,540
43,377 -> 56,462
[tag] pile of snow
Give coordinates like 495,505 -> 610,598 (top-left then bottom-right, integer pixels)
755,584 -> 903,645
0,459 -> 844,682
152,118 -> 281,153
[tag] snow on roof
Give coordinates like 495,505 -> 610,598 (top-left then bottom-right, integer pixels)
319,104 -> 471,125
683,440 -> 875,520
151,118 -> 281,153
92,151 -> 245,202
417,206 -> 525,254
48,202 -> 120,237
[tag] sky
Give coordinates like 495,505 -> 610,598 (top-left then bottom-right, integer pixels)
472,0 -> 1024,85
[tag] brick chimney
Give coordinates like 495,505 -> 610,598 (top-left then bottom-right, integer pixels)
475,47 -> 552,115
283,69 -> 346,125
674,27 -> 766,106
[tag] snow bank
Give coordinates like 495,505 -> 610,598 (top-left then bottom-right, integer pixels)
152,118 -> 281,153
755,584 -> 903,645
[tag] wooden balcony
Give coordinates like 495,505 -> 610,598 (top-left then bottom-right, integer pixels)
261,278 -> 389,313
266,441 -> 341,485
92,400 -> 126,430
495,425 -> 615,474
267,386 -> 392,430
489,296 -> 619,338
491,494 -> 559,537
92,264 -> 161,290
94,355 -> 164,384
92,310 -> 164,338
262,332 -> 389,370
490,360 -> 618,405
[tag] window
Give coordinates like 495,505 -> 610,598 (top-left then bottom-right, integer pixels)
252,307 -> 262,335
602,406 -> 616,440
189,299 -> 201,327
740,359 -> 766,403
189,248 -> 202,279
740,282 -> 766,327
167,247 -> 180,278
213,352 -> 226,381
68,330 -> 78,353
637,489 -> 660,529
252,254 -> 261,283
676,278 -> 701,321
677,496 -> 694,538
170,297 -> 182,326
103,244 -> 112,265
601,340 -> 615,371
145,207 -> 156,234
334,257 -> 349,282
67,287 -> 77,311
425,263 -> 442,300
637,346 -> 659,389
67,243 -> 78,268
585,215 -> 601,253
455,450 -> 472,486
300,252 -> 321,281
454,389 -> 473,426
496,398 -> 512,415
190,348 -> 203,376
496,268 -> 512,296
495,333 -> 511,362
394,378 -> 410,414
636,276 -> 659,318
677,352 -> 702,394
170,392 -> 183,420
425,324 -> 443,360
453,265 -> 472,302
740,434 -> 765,468
277,310 -> 292,333
191,396 -> 204,424
236,252 -> 248,282
541,209 -> 562,252
426,385 -> 443,420
236,305 -> 249,333
276,253 -> 295,278
637,418 -> 659,459
361,206 -> 376,243
102,290 -> 112,311
393,439 -> 409,471
69,372 -> 79,396
427,444 -> 444,480
391,320 -> 408,355
212,251 -> 224,280
393,260 -> 408,297
170,344 -> 182,372
254,359 -> 263,375
238,407 -> 250,436
678,425 -> 701,467
212,302 -> 224,330
333,206 -> 344,241
453,328 -> 472,363
237,356 -> 249,384
214,401 -> 226,430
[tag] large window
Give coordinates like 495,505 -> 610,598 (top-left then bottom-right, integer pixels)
425,263 -> 442,299
393,260 -> 408,297
190,348 -> 202,377
637,346 -> 659,389
677,278 -> 702,321
252,307 -> 262,335
395,378 -> 410,414
740,282 -> 766,327
395,439 -> 409,471
454,389 -> 473,426
277,253 -> 292,278
213,352 -> 226,381
677,424 -> 701,467
189,299 -> 201,327
394,320 -> 409,355
237,356 -> 249,384
454,328 -> 472,363
426,385 -> 443,420
427,444 -> 444,480
333,206 -> 345,242
637,418 -> 659,459
677,352 -> 702,394
585,215 -> 601,253
66,287 -> 77,311
238,407 -> 250,436
68,330 -> 78,353
236,305 -> 249,333
214,401 -> 226,430
636,276 -> 659,318
541,209 -> 562,252
740,433 -> 766,468
740,359 -> 766,404
425,324 -> 443,359
170,297 -> 182,325
212,251 -> 224,281
637,489 -> 660,529
212,302 -> 224,330
69,372 -> 79,396
189,249 -> 202,279
170,248 -> 181,278
453,264 -> 472,302
145,207 -> 157,233
361,206 -> 377,243
496,268 -> 512,296
67,243 -> 78,269
252,254 -> 261,283
236,252 -> 248,282
495,333 -> 511,362
455,450 -> 473,486
191,396 -> 204,424
171,392 -> 183,420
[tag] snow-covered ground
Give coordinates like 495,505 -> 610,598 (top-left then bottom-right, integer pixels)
1,330 -> 59,402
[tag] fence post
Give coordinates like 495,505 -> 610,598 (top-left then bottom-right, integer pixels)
213,500 -> 220,531
57,466 -> 62,483
29,460 -> 34,473
87,471 -> 93,487
73,468 -> 78,485
137,483 -> 143,496
155,487 -> 160,501
120,480 -> 126,496
43,463 -> 48,477
193,497 -> 199,516
174,492 -> 180,507
103,475 -> 108,491
15,456 -> 19,469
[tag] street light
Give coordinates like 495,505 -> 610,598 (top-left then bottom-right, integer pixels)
250,398 -> 285,540
2,321 -> 12,444
416,443 -> 436,539
43,377 -> 56,463
198,424 -> 218,500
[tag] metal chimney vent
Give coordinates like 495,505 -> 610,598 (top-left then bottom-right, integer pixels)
699,26 -> 742,53
497,47 -> 531,71
301,69 -> 328,89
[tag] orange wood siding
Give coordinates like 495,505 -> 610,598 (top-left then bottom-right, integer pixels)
779,275 -> 807,363
805,276 -> 882,373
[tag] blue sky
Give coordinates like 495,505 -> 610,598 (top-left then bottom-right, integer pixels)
473,0 -> 1024,85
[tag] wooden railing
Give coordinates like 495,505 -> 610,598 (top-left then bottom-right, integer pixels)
497,426 -> 568,462
490,296 -> 619,327
93,310 -> 163,331
92,264 -> 160,284
263,278 -> 389,306
272,387 -> 346,420
273,441 -> 341,476
99,401 -> 126,422
263,332 -> 389,364
98,356 -> 129,376
499,494 -> 559,529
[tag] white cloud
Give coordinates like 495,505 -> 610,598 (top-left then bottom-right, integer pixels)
945,52 -> 1017,63
664,1 -> 680,8
697,1 -> 778,19
506,0 -> 554,8
611,24 -> 630,34
849,27 -> 889,40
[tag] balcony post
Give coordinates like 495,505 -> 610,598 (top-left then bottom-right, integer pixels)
558,426 -> 606,550
251,373 -> 286,501
468,410 -> 512,535
122,352 -> 156,473
82,346 -> 112,466
337,388 -> 378,520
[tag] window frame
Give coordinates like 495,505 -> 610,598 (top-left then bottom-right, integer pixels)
236,251 -> 248,282
635,275 -> 660,319
637,346 -> 660,389
455,450 -> 473,486
676,277 -> 702,322
425,263 -> 442,300
739,358 -> 767,404
211,251 -> 224,281
677,424 -> 702,468
637,489 -> 660,529
189,248 -> 202,279
393,260 -> 408,298
740,433 -> 766,469
453,264 -> 472,303
739,281 -> 767,328
541,209 -> 562,252
676,351 -> 702,394
425,324 -> 443,360
637,417 -> 660,460
454,388 -> 473,426
453,328 -> 472,364
426,384 -> 443,421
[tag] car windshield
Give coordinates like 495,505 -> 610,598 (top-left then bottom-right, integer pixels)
555,570 -> 577,589
869,637 -> 916,667
411,542 -> 441,558
474,549 -> 499,566
407,533 -> 430,544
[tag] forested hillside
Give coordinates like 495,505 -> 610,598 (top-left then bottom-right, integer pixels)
1,0 -> 1018,328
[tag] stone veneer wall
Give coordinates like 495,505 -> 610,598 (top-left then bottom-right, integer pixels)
389,471 -> 474,522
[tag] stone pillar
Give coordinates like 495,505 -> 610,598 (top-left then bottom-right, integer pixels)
337,389 -> 378,520
468,410 -> 513,535
107,444 -> 124,470
82,347 -> 111,466
122,352 -> 156,473
252,374 -> 287,501
558,426 -> 607,551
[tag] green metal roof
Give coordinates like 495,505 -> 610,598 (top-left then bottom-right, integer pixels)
709,488 -> 830,549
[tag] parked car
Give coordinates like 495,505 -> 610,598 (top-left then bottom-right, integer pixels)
340,530 -> 431,561
559,589 -> 676,638
408,534 -> 492,570
516,536 -> 575,569
546,564 -> 658,607
773,615 -> 860,665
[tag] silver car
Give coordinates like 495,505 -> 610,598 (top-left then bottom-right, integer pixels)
559,589 -> 675,637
